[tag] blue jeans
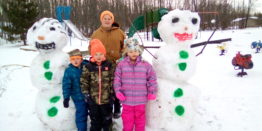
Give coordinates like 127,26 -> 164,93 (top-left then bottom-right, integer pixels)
73,99 -> 88,131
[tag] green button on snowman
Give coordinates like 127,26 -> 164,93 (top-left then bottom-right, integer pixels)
146,9 -> 201,131
27,18 -> 76,130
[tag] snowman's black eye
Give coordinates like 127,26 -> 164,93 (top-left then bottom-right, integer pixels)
33,26 -> 36,31
50,27 -> 56,31
172,17 -> 179,23
192,18 -> 198,24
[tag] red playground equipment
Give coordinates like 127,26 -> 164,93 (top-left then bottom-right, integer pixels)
232,52 -> 253,77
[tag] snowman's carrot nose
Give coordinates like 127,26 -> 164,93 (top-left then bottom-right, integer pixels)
38,36 -> 45,40
184,26 -> 188,31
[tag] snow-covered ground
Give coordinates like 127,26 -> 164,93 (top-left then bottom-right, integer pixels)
0,27 -> 262,131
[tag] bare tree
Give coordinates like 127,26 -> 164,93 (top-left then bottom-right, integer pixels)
244,0 -> 257,28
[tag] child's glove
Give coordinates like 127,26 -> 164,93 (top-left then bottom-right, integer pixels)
84,93 -> 91,103
109,93 -> 116,106
63,98 -> 70,108
148,94 -> 156,100
116,92 -> 126,101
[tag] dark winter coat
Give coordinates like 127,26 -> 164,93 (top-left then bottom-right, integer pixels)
62,60 -> 88,101
80,60 -> 115,105
90,23 -> 125,62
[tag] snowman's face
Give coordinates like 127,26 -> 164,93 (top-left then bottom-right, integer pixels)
27,18 -> 67,52
158,10 -> 200,44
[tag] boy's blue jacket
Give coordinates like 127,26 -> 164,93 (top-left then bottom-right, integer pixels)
62,60 -> 88,101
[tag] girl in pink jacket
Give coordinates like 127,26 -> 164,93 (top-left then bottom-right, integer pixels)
113,38 -> 157,131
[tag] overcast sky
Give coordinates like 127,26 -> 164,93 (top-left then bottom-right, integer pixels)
238,0 -> 262,13
253,0 -> 262,13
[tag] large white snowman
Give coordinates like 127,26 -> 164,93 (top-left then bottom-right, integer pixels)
146,10 -> 201,131
27,18 -> 76,130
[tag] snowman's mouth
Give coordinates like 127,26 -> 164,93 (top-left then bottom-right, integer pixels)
174,33 -> 193,41
35,42 -> 56,50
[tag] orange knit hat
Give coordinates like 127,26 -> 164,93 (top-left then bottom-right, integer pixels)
100,10 -> 114,22
90,39 -> 106,62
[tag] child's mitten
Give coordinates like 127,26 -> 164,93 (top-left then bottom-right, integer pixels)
116,92 -> 126,101
148,94 -> 156,100
63,98 -> 70,108
84,93 -> 91,103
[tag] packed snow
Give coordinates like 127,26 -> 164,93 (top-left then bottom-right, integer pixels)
146,10 -> 201,131
27,18 -> 76,130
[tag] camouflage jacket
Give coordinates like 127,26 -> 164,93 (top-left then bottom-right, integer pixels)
80,60 -> 115,105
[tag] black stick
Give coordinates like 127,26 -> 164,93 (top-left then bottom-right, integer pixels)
196,28 -> 217,56
190,38 -> 231,48
143,38 -> 232,49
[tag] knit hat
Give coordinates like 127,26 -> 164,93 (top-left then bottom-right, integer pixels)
123,37 -> 144,56
100,10 -> 114,22
90,39 -> 106,62
68,49 -> 82,57
68,49 -> 82,60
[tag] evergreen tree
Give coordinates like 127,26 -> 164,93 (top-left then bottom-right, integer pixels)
0,0 -> 39,45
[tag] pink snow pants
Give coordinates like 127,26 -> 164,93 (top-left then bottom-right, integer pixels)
122,104 -> 146,131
